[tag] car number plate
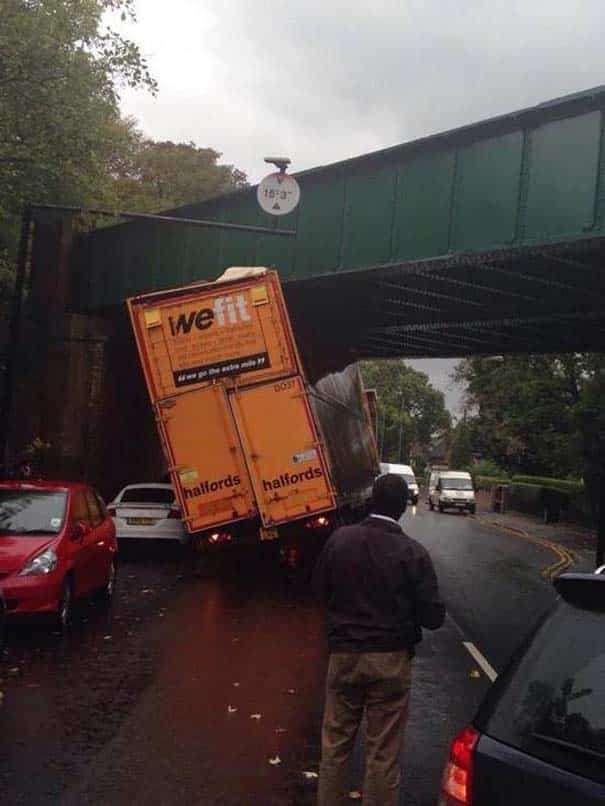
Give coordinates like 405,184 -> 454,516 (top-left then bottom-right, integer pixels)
259,527 -> 279,542
127,517 -> 157,526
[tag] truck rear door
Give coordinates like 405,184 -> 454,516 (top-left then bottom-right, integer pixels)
157,385 -> 257,533
230,377 -> 336,527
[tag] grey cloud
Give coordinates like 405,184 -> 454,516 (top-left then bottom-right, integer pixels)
121,0 -> 605,180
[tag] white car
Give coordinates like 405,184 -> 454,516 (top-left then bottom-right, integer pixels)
108,483 -> 188,543
379,462 -> 419,505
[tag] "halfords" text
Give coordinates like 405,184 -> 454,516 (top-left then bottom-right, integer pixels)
183,474 -> 241,499
262,467 -> 323,492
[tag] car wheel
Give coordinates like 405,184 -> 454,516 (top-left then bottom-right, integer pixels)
57,576 -> 74,631
469,505 -> 476,515
102,559 -> 117,601
438,503 -> 444,513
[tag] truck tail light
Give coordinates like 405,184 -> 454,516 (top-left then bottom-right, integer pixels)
439,726 -> 479,805
208,531 -> 231,544
305,515 -> 330,529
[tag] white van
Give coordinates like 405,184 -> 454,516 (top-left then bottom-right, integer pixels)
429,470 -> 476,514
380,462 -> 419,505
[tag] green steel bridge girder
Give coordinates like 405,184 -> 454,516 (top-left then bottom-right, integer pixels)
29,85 -> 605,374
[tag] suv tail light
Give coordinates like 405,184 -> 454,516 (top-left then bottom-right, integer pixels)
439,726 -> 479,805
167,507 -> 181,520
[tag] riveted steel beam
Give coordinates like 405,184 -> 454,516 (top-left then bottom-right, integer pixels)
367,308 -> 604,336
376,280 -> 484,308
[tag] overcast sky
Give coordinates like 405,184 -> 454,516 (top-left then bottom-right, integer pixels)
116,0 -> 605,413
118,0 -> 605,183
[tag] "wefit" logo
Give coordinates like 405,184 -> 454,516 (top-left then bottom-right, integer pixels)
169,295 -> 251,336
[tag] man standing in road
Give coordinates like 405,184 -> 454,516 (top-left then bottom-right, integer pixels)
313,473 -> 445,806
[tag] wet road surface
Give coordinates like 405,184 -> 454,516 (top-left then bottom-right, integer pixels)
0,507 -> 565,805
405,505 -> 558,671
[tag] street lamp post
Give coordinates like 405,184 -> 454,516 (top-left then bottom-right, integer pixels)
597,459 -> 605,568
398,391 -> 404,464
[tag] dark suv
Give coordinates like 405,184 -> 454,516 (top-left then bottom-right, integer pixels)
439,571 -> 605,805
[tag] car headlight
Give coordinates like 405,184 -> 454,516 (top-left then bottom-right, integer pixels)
19,547 -> 58,576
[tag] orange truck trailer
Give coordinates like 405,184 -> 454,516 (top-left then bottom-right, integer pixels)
127,267 -> 378,550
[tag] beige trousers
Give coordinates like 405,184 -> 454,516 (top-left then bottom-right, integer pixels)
317,650 -> 412,806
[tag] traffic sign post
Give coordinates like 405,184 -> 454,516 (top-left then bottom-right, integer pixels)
257,158 -> 300,217
257,172 -> 300,217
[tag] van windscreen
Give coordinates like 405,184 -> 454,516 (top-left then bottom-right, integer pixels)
441,478 -> 473,490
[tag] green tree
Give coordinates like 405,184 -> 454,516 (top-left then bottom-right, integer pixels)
449,419 -> 473,469
361,360 -> 451,463
110,138 -> 248,212
453,354 -> 605,480
0,0 -> 157,288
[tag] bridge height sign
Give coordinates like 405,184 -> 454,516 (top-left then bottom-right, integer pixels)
257,172 -> 300,216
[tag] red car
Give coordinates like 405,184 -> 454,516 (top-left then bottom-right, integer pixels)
0,481 -> 117,629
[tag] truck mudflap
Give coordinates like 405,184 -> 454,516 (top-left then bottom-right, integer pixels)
230,376 -> 337,527
156,384 -> 257,533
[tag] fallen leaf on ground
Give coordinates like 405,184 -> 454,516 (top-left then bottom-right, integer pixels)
269,755 -> 281,766
227,705 -> 238,714
233,682 -> 240,687
250,713 -> 262,720
275,728 -> 287,734
103,635 -> 112,640
348,792 -> 362,800
287,688 -> 296,695
470,669 -> 481,679
302,771 -> 319,780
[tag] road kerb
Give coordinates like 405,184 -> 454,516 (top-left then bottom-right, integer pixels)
474,515 -> 575,580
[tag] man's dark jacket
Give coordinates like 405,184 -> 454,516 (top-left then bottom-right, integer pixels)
313,516 -> 445,653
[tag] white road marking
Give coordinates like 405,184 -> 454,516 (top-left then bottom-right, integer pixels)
463,641 -> 498,682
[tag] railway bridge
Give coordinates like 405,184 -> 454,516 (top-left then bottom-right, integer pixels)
5,85 -> 605,487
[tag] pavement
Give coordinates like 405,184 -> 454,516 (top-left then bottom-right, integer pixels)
473,491 -> 597,574
0,504 -> 590,806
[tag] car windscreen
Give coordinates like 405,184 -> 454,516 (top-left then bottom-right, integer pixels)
119,487 -> 174,505
441,477 -> 473,490
480,601 -> 605,783
0,489 -> 67,535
